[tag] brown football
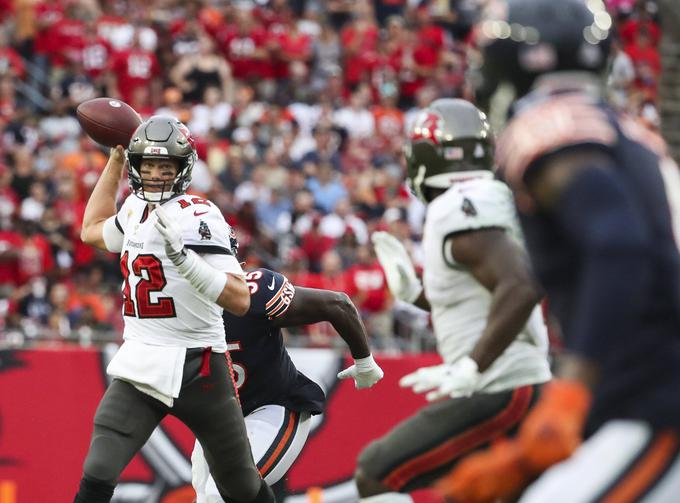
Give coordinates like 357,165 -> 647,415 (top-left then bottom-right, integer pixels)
76,98 -> 142,148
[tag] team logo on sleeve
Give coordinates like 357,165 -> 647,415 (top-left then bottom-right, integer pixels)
461,197 -> 477,217
198,220 -> 212,240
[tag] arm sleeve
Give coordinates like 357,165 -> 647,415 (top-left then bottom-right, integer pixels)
497,95 -> 617,189
245,268 -> 296,320
102,215 -> 124,252
556,165 -> 652,364
102,195 -> 133,253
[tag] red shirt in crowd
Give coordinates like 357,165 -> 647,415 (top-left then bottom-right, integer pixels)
399,27 -> 444,99
271,27 -> 312,79
625,42 -> 661,76
218,24 -> 272,80
300,230 -> 336,268
0,0 -> 11,22
17,233 -> 54,286
81,36 -> 113,79
620,19 -> 660,47
33,2 -> 64,57
109,48 -> 160,103
342,22 -> 380,87
345,261 -> 389,313
0,230 -> 21,286
51,16 -> 86,66
0,47 -> 25,79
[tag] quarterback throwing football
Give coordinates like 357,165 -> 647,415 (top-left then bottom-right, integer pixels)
75,117 -> 274,503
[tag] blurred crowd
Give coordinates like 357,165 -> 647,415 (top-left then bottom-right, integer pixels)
0,0 -> 663,350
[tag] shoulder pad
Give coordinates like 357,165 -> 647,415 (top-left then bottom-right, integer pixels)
498,94 -> 617,190
171,196 -> 233,255
429,178 -> 514,235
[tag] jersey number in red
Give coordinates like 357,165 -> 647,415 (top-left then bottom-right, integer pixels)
121,252 -> 177,318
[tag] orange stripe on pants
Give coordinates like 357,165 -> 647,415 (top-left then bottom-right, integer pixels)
600,431 -> 679,503
383,386 -> 533,491
259,411 -> 298,477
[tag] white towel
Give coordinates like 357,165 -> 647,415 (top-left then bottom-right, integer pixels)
107,340 -> 187,407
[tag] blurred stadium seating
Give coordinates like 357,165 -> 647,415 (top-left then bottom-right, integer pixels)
0,0 -> 663,352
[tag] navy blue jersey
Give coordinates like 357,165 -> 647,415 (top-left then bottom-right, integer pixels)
497,90 -> 680,430
223,268 -> 325,416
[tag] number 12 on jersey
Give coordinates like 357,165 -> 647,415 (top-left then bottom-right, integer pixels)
120,251 -> 177,318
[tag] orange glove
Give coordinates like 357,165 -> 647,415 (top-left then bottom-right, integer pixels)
436,439 -> 531,503
518,379 -> 592,472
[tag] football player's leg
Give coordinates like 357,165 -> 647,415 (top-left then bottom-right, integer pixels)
192,406 -> 312,502
175,352 -> 273,503
355,385 -> 537,498
520,421 -> 680,503
191,440 -> 222,503
246,406 -> 312,484
74,379 -> 168,503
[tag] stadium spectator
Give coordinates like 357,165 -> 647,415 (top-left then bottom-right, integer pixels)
0,0 -> 667,352
170,34 -> 233,105
107,29 -> 161,106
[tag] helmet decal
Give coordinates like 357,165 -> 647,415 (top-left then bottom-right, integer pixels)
410,111 -> 444,145
175,121 -> 196,149
405,99 -> 495,203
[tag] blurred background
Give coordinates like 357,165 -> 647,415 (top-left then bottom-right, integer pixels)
0,0 -> 665,352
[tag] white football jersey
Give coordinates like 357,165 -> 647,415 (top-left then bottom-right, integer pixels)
422,178 -> 551,393
111,193 -> 243,351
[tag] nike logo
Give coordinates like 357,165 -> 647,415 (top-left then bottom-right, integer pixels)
194,210 -> 208,216
268,277 -> 276,290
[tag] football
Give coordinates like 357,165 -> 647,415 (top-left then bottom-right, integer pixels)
76,97 -> 142,148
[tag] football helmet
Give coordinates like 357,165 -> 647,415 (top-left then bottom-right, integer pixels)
126,116 -> 197,202
404,98 -> 494,203
475,0 -> 612,103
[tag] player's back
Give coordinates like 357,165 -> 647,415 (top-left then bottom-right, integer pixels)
498,89 -> 680,429
223,269 -> 324,416
422,178 -> 551,393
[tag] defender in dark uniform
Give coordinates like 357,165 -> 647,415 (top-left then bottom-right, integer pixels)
192,267 -> 384,501
439,1 -> 680,502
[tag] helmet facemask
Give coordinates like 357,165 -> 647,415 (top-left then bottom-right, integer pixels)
126,116 -> 197,203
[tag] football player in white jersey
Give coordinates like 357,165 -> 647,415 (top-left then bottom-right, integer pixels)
353,99 -> 551,503
74,116 -> 274,503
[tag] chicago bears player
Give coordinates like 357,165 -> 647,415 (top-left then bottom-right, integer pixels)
353,98 -> 551,503
191,261 -> 384,502
439,1 -> 680,502
76,116 -> 274,503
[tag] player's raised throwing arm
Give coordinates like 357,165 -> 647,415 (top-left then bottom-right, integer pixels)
272,287 -> 384,389
80,146 -> 126,251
